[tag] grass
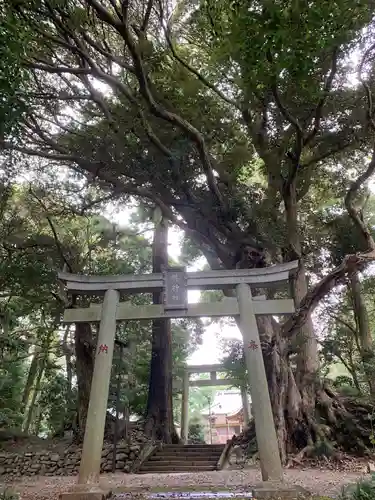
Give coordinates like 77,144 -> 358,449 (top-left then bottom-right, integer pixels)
0,488 -> 19,500
339,475 -> 375,500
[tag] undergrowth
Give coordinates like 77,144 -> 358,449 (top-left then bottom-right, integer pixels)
340,474 -> 375,500
0,488 -> 19,500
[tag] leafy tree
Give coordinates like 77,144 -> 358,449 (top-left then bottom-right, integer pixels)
189,386 -> 217,417
143,207 -> 176,441
0,169 -> 204,440
188,417 -> 205,444
4,0 -> 375,457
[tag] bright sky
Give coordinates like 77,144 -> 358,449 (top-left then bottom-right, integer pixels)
111,213 -> 241,366
168,227 -> 241,365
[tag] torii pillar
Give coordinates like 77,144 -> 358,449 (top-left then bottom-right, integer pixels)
236,283 -> 283,482
78,289 -> 119,484
180,371 -> 190,444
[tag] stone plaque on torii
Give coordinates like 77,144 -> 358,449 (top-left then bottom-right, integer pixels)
58,261 -> 298,485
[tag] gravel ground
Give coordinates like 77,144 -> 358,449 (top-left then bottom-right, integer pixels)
1,469 -> 367,500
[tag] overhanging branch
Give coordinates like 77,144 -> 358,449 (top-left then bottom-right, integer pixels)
283,143 -> 375,339
164,20 -> 238,109
86,0 -> 225,209
304,48 -> 339,145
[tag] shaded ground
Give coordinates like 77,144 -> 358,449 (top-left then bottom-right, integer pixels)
2,468 -> 368,500
0,434 -> 73,454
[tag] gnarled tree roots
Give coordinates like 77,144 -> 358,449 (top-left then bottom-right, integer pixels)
233,384 -> 375,462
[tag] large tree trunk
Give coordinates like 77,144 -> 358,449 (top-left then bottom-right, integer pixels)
62,325 -> 73,401
22,347 -> 41,412
242,179 -> 321,461
144,209 -> 176,443
349,273 -> 375,394
238,329 -> 375,461
74,321 -> 94,440
23,356 -> 46,434
62,325 -> 74,430
238,270 -> 375,462
283,181 -> 318,381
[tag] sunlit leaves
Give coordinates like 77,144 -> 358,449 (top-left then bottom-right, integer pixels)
0,8 -> 31,137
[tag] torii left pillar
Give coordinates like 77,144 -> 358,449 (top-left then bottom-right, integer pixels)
180,371 -> 190,444
78,289 -> 120,484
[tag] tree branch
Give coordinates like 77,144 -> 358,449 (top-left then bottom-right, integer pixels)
271,83 -> 304,138
164,21 -> 238,109
86,0 -> 225,209
359,42 -> 375,129
304,48 -> 339,145
284,48 -> 375,336
344,155 -> 375,250
270,82 -> 303,185
283,143 -> 375,339
141,0 -> 154,32
28,188 -> 73,273
27,63 -> 92,75
325,309 -> 358,337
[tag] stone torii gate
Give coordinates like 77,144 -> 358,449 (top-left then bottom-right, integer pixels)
59,261 -> 297,485
179,364 -> 251,444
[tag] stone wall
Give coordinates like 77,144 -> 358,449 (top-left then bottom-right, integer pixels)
0,440 -> 143,478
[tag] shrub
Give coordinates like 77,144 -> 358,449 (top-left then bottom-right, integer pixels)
0,488 -> 20,500
340,474 -> 375,500
306,439 -> 335,459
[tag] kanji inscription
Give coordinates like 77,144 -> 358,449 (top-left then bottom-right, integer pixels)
247,340 -> 259,351
164,267 -> 187,310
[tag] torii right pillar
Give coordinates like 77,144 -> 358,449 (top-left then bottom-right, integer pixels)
236,283 -> 283,482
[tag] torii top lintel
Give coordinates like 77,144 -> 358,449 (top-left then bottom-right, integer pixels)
58,261 -> 298,295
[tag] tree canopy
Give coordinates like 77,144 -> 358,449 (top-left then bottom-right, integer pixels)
3,0 -> 375,458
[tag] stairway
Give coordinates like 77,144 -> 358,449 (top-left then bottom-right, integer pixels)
138,444 -> 225,474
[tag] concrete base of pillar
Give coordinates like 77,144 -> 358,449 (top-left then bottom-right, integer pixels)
60,488 -> 112,500
251,482 -> 311,499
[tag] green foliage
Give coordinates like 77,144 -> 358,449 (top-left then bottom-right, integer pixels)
0,168 -> 204,436
334,375 -> 355,387
0,363 -> 25,428
0,7 -> 31,137
220,339 -> 247,390
0,488 -> 19,500
320,270 -> 375,396
2,0 -> 375,453
188,418 -> 205,444
306,439 -> 335,459
38,369 -> 76,436
0,338 -> 27,428
333,376 -> 361,397
189,386 -> 217,417
340,474 -> 375,500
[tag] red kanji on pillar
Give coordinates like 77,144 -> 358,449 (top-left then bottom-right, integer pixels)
248,340 -> 259,350
98,344 -> 108,354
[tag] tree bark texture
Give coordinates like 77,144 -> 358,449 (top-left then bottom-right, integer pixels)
22,348 -> 41,413
23,356 -> 46,434
283,180 -> 318,382
74,321 -> 95,440
349,273 -> 375,394
144,210 -> 176,443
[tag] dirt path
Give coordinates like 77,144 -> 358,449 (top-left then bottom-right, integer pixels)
2,469 -> 366,499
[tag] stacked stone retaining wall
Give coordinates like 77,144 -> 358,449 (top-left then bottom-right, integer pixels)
0,440 -> 142,477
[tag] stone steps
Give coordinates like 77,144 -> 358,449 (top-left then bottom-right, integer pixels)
145,460 -> 216,467
138,464 -> 217,473
138,444 -> 225,474
149,454 -> 222,461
